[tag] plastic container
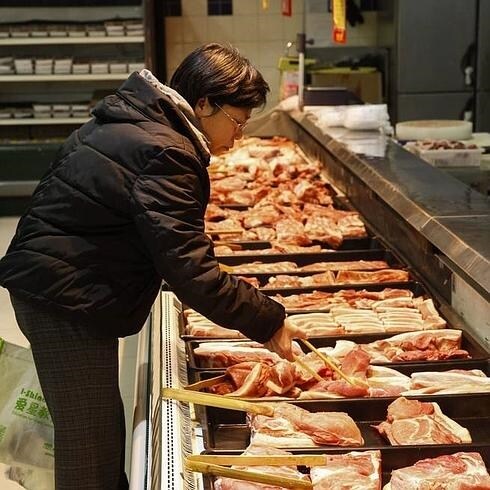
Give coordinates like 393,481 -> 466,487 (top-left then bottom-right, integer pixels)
406,143 -> 483,167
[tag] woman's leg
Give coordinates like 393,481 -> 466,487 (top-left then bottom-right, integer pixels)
11,295 -> 129,490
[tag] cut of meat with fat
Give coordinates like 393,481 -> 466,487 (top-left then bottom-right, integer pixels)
336,269 -> 410,284
311,450 -> 381,490
249,403 -> 364,447
304,216 -> 343,248
404,369 -> 490,395
386,452 -> 490,490
214,443 -> 310,490
374,397 -> 472,445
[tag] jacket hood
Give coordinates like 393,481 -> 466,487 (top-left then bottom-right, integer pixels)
92,72 -> 211,163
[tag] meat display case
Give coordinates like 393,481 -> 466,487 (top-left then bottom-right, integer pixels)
134,107 -> 490,490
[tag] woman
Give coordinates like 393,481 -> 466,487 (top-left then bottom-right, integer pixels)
0,44 -> 302,489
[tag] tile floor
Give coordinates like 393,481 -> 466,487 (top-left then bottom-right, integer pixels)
0,217 -> 138,487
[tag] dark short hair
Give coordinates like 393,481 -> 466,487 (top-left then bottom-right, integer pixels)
169,43 -> 269,109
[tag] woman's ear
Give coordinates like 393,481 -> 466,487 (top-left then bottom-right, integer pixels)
194,97 -> 212,117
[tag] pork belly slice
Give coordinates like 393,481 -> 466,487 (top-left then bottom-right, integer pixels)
262,271 -> 336,289
404,369 -> 490,396
311,450 -> 381,490
249,403 -> 364,447
304,216 -> 343,248
386,452 -> 490,490
287,313 -> 344,336
336,269 -> 410,284
275,218 -> 312,246
214,443 -> 310,490
373,397 -> 472,446
232,261 -> 299,274
300,260 -> 389,272
193,341 -> 283,368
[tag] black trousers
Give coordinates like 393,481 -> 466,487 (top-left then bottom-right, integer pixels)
11,295 -> 129,490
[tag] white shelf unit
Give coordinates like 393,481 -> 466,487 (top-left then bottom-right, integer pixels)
0,117 -> 90,126
0,36 -> 144,46
0,74 -> 130,82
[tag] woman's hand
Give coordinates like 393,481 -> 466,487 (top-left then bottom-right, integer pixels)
263,318 -> 306,361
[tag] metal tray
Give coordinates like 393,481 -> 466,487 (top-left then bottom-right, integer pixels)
180,281 -> 431,340
185,328 -> 490,372
218,247 -> 399,268
199,444 -> 490,490
197,394 -> 490,458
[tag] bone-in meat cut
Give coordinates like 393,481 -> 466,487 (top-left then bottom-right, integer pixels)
310,450 -> 381,490
249,403 -> 364,447
386,452 -> 490,490
373,397 -> 472,445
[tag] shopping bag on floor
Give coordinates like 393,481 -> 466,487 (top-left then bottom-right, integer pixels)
0,337 -> 54,470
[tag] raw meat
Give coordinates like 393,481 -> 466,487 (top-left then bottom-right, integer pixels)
249,402 -> 364,447
214,443 -> 310,490
193,341 -> 303,369
311,450 -> 381,490
404,369 -> 490,395
317,329 -> 470,364
336,269 -> 410,284
386,451 -> 490,490
373,397 -> 472,445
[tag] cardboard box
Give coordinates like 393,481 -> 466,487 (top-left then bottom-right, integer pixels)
310,69 -> 383,104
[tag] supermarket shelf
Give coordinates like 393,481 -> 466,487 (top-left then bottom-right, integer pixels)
0,74 -> 129,82
0,36 -> 144,46
0,117 -> 89,126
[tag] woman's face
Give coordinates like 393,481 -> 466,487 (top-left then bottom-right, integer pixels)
194,98 -> 252,155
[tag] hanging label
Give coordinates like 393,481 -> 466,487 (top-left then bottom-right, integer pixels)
332,0 -> 347,44
282,0 -> 292,16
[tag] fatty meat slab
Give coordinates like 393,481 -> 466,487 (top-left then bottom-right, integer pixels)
310,450 -> 381,490
384,451 -> 490,489
316,330 -> 470,364
199,361 -> 490,400
205,349 -> 411,400
248,403 -> 364,448
191,329 -> 470,370
214,443 -> 311,490
373,397 -> 472,446
183,289 -> 446,339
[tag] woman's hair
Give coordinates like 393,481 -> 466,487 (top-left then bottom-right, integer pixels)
170,43 -> 269,109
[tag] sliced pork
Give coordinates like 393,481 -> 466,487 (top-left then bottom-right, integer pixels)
249,402 -> 364,447
311,450 -> 381,490
374,397 -> 472,445
386,452 -> 490,490
214,443 -> 310,490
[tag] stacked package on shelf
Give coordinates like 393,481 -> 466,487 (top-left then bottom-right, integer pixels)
0,25 -> 9,38
34,58 -> 53,75
0,57 -> 14,75
91,62 -> 109,74
86,23 -> 106,37
54,58 -> 72,74
72,61 -> 90,75
124,19 -> 144,37
14,58 -> 33,75
66,24 -> 86,38
52,104 -> 71,119
48,24 -> 67,37
33,104 -> 52,119
9,25 -> 30,38
109,62 -> 128,74
104,20 -> 125,37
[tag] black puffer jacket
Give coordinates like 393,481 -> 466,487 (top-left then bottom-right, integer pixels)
0,73 -> 285,340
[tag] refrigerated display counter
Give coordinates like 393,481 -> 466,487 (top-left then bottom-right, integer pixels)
133,107 -> 489,490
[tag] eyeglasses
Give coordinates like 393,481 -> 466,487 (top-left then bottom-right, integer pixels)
215,104 -> 248,132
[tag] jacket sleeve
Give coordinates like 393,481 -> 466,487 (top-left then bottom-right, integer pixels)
130,146 -> 285,343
